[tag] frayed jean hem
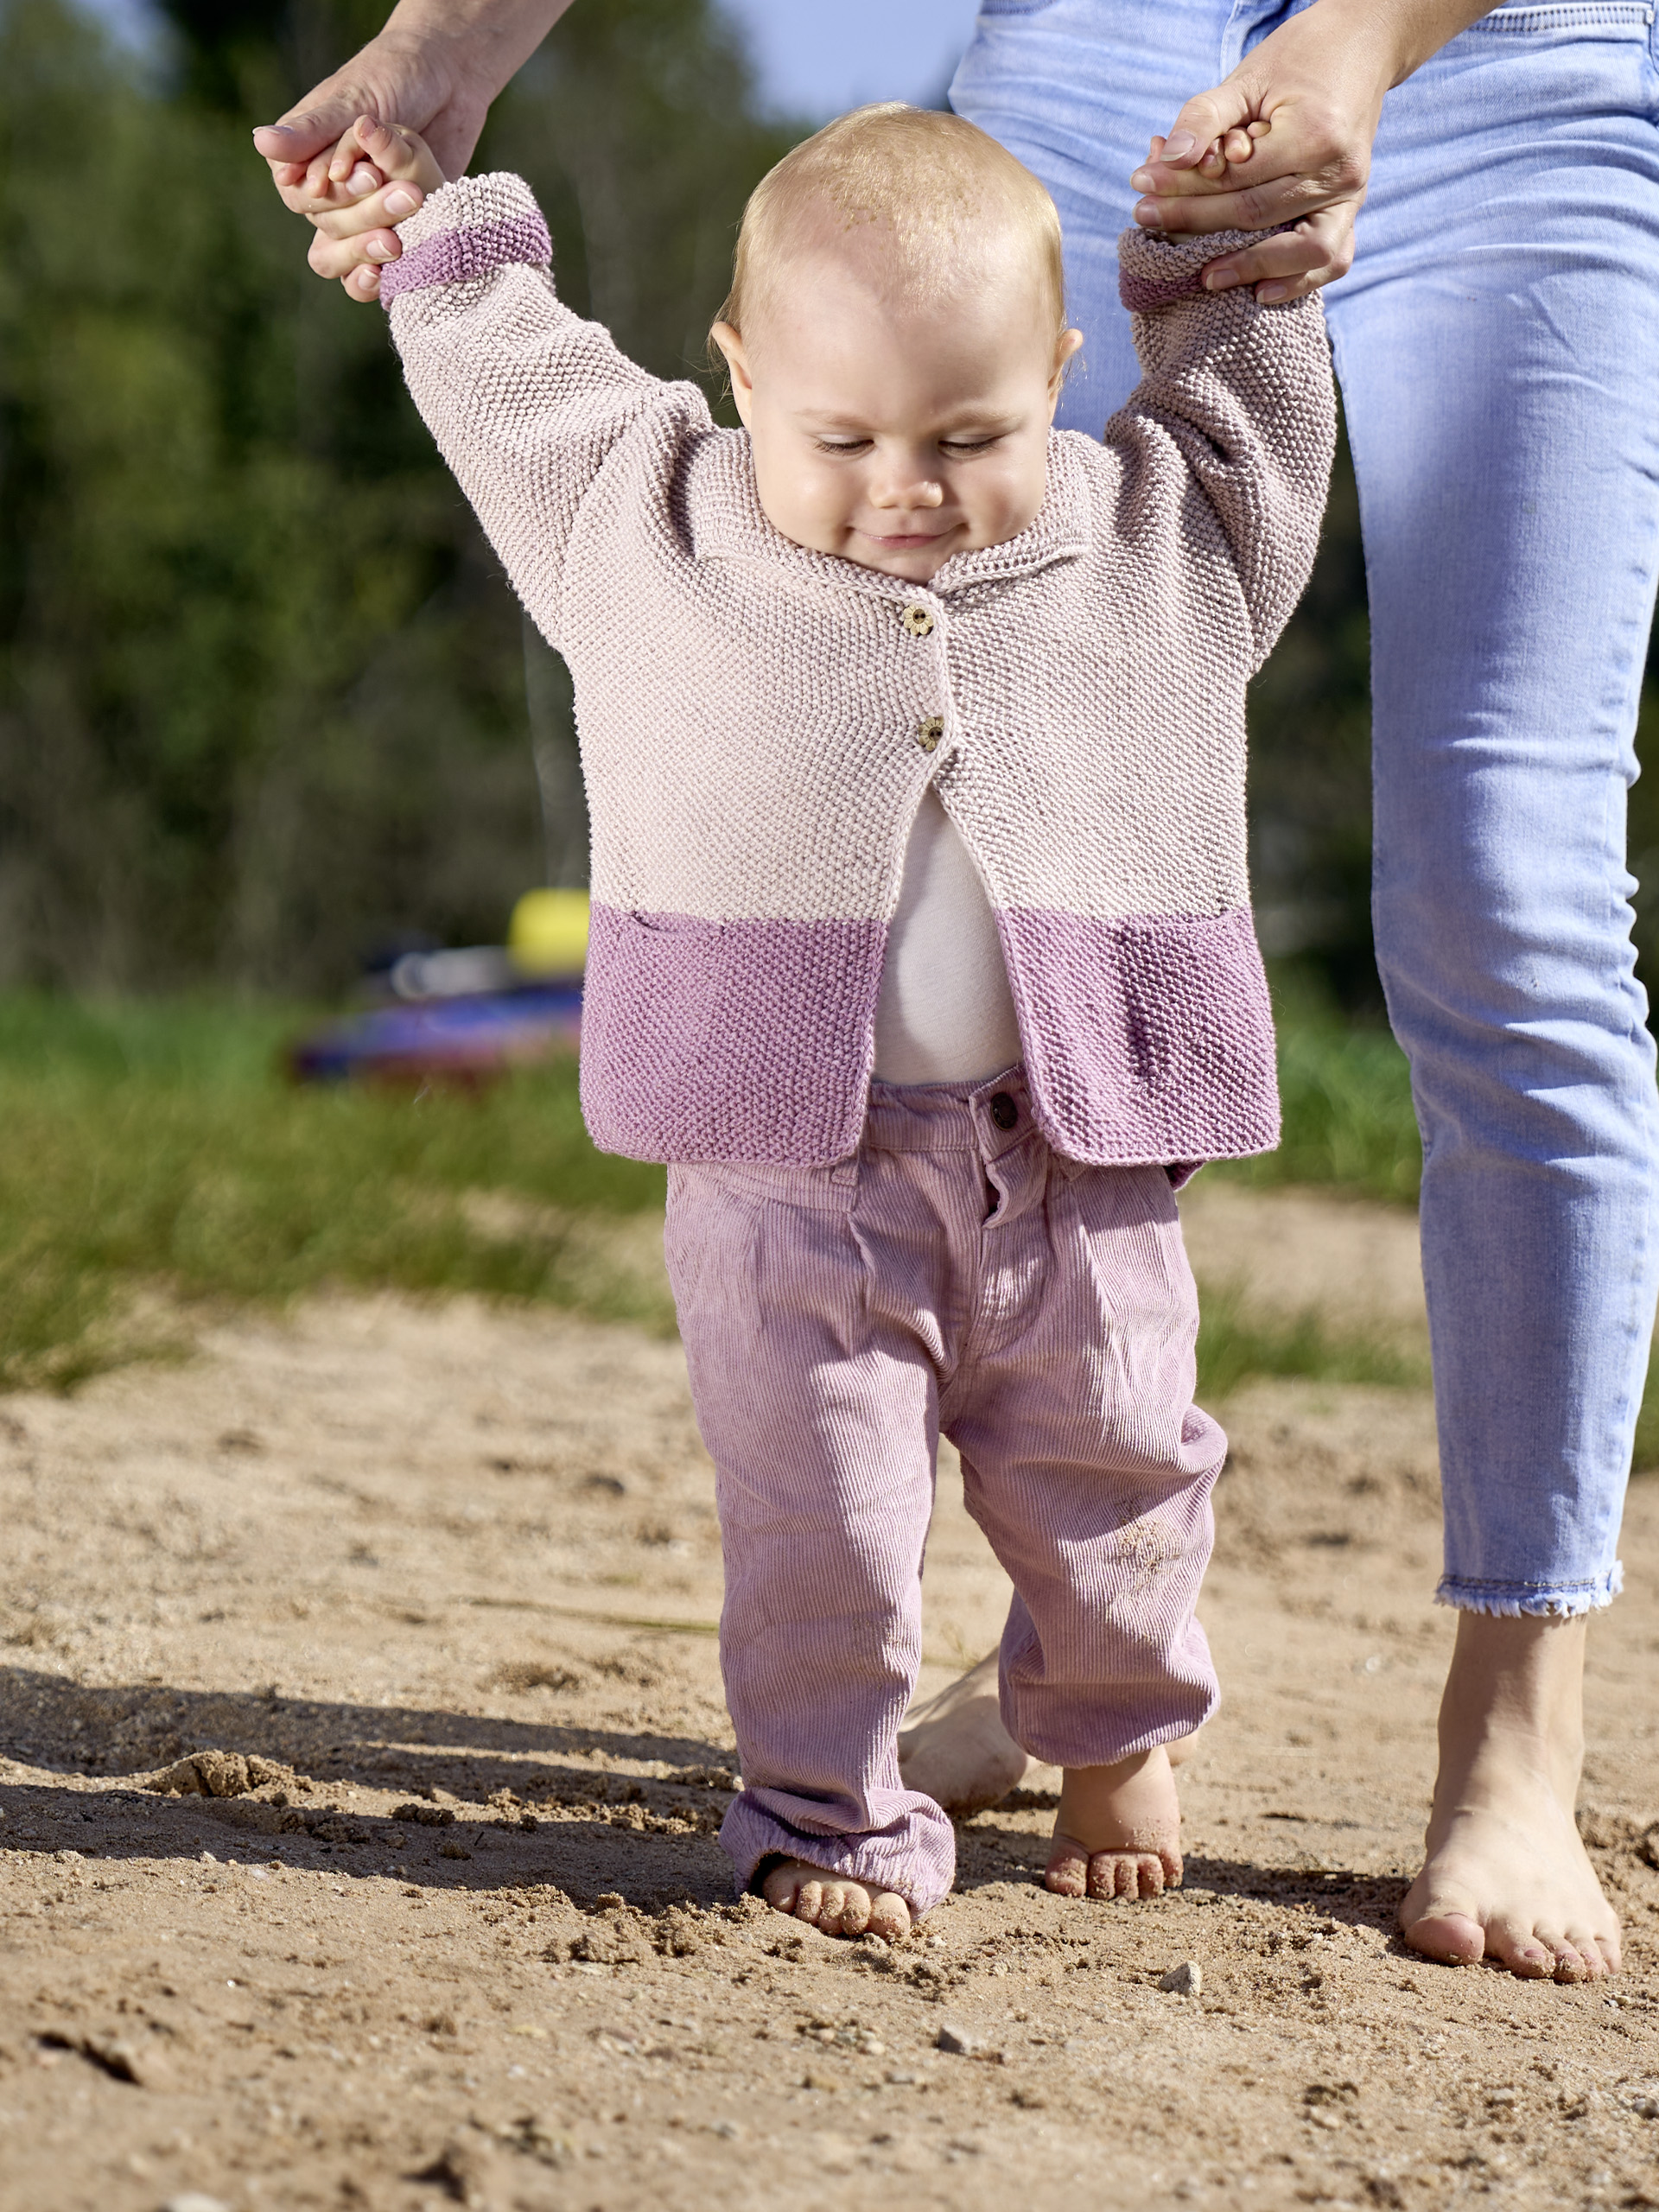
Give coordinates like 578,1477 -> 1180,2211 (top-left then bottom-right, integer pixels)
1435,1563 -> 1623,1618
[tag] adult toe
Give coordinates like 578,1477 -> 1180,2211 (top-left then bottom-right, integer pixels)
1478,1911 -> 1555,1978
1586,1928 -> 1623,1977
1400,1904 -> 1487,1967
1548,1936 -> 1592,1984
1561,1923 -> 1613,1980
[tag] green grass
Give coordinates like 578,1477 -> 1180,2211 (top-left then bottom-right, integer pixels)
16,985 -> 1658,1439
0,993 -> 665,1391
1215,980 -> 1422,1206
1194,1284 -> 1427,1403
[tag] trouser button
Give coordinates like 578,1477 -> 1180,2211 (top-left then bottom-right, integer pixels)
989,1092 -> 1019,1132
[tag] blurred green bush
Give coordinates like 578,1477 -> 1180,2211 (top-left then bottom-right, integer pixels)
0,0 -> 792,993
4,0 -> 1654,1024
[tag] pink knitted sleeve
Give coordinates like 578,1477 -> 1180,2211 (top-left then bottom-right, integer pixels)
1109,227 -> 1337,670
385,173 -> 682,649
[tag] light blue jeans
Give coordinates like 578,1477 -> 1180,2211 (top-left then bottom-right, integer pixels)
953,0 -> 1659,1614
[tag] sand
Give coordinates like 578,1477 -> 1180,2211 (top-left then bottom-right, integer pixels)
1,1185 -> 1656,2212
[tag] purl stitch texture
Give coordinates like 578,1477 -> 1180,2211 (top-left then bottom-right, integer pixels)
385,175 -> 1336,1167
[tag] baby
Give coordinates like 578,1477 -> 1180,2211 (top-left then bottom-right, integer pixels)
325,103 -> 1333,1939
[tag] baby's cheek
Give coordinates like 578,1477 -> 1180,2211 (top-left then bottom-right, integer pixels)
965,460 -> 1047,551
749,446 -> 847,558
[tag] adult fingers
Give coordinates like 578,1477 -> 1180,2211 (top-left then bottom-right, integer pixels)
1199,206 -> 1358,302
1134,149 -> 1363,238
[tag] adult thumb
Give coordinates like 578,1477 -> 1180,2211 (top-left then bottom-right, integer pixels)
1154,81 -> 1256,168
252,104 -> 356,167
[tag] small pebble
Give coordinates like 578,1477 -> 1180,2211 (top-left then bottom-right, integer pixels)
936,2024 -> 979,2056
162,2196 -> 232,2212
1159,1960 -> 1203,1997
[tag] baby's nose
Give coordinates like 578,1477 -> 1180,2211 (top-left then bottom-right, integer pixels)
872,476 -> 944,510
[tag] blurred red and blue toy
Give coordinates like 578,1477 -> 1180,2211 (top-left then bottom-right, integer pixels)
289,890 -> 588,1085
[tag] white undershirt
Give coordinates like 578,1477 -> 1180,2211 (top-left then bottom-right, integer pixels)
872,786 -> 1023,1085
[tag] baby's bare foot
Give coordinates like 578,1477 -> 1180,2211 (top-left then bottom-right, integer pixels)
1045,1746 -> 1182,1902
760,1857 -> 912,1941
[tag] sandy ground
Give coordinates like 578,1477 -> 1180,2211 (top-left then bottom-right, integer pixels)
3,1185 -> 1658,2212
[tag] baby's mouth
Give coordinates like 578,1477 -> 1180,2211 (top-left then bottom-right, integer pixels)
861,527 -> 953,549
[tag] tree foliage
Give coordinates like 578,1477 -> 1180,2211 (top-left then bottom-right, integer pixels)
0,0 -> 791,990
3,0 -> 1649,1009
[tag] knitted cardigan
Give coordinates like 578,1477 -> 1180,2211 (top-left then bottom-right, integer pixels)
384,175 -> 1335,1167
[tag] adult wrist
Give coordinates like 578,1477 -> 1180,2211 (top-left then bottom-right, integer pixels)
1293,0 -> 1414,92
378,0 -> 575,109
1302,0 -> 1491,89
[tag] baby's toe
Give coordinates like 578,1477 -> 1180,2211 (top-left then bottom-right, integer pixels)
760,1861 -> 801,1916
868,1891 -> 912,1942
816,1880 -> 857,1936
1130,1851 -> 1169,1900
1078,1851 -> 1161,1901
792,1877 -> 826,1925
1044,1840 -> 1090,1898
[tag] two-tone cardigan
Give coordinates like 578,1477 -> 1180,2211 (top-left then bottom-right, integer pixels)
383,175 -> 1336,1167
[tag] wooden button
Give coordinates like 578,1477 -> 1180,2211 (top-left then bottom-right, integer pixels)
916,717 -> 944,753
901,606 -> 936,638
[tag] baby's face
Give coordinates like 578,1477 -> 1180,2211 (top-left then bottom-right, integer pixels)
714,242 -> 1081,584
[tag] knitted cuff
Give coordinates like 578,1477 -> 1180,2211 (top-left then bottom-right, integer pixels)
381,172 -> 550,306
1117,223 -> 1282,313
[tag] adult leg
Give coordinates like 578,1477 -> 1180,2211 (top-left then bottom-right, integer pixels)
1331,10 -> 1659,1977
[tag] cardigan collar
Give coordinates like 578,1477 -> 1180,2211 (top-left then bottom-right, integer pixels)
687,428 -> 1091,603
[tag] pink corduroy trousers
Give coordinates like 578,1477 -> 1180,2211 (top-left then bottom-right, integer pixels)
664,1068 -> 1225,1917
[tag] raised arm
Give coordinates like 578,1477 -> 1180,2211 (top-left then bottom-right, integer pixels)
372,145 -> 678,648
1108,225 -> 1336,666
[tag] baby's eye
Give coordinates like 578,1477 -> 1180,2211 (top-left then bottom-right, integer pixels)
813,437 -> 872,455
939,435 -> 1002,456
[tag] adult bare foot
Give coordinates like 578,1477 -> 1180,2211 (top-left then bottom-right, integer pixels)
760,1857 -> 912,1941
1045,1745 -> 1182,1901
897,1650 -> 1030,1815
1399,1611 -> 1619,1982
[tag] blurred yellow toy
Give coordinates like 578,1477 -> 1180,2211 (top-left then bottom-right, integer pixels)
508,887 -> 589,977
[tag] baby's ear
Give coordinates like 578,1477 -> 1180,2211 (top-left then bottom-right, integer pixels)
1051,327 -> 1085,396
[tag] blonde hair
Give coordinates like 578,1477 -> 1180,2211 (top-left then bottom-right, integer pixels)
715,103 -> 1067,348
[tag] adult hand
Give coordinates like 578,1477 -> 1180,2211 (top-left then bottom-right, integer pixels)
253,0 -> 575,302
1128,0 -> 1493,301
